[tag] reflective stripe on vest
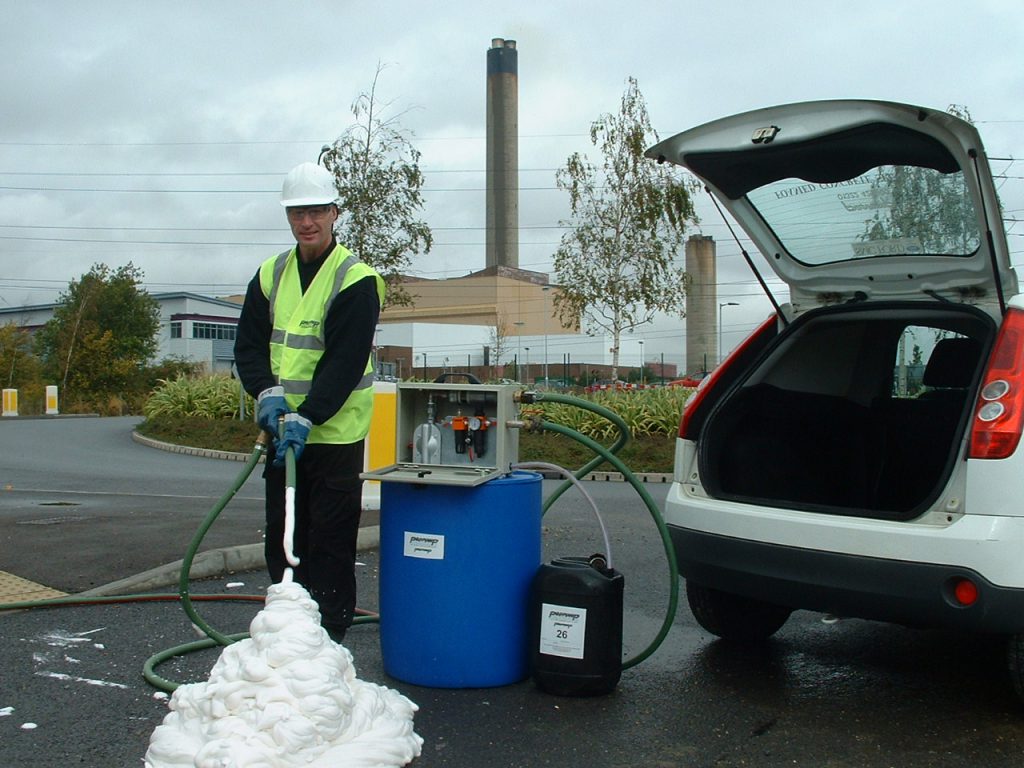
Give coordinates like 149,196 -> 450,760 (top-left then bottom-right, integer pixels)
259,245 -> 385,444
279,370 -> 376,397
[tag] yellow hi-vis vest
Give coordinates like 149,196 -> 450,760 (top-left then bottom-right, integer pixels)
259,244 -> 385,445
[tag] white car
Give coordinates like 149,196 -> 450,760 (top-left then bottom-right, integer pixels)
647,100 -> 1024,701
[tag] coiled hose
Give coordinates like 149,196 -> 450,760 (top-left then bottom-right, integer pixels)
520,391 -> 679,670
0,433 -> 372,692
142,434 -> 273,691
144,434 -> 378,692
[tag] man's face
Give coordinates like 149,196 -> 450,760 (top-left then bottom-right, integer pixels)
286,204 -> 337,256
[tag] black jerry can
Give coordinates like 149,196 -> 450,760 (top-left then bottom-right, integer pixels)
529,555 -> 624,696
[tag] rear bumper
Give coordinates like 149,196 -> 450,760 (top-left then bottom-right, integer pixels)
670,525 -> 1024,634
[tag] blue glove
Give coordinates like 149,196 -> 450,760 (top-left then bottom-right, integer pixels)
274,412 -> 312,466
257,386 -> 290,434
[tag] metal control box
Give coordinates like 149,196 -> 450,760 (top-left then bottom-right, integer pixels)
360,382 -> 521,487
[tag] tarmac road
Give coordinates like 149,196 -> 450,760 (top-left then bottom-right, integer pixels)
2,415 -> 1024,767
0,415 -> 270,592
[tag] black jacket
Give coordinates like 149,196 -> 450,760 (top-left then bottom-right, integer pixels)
233,241 -> 381,425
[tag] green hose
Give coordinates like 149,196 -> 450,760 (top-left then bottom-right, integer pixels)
0,435 -> 271,628
143,632 -> 251,692
523,391 -> 680,671
145,433 -> 379,691
176,435 -> 269,647
148,433 -> 371,691
0,434 -> 275,692
528,391 -> 631,514
141,434 -> 272,690
0,429 -> 377,693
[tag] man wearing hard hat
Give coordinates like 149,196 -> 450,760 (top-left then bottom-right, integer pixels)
234,162 -> 385,642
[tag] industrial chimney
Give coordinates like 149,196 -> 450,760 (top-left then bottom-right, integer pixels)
685,234 -> 717,375
485,38 -> 519,269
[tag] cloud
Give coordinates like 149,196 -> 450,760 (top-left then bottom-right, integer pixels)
0,0 -> 1021,361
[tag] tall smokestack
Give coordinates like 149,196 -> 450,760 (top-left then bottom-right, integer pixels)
485,37 -> 519,269
685,234 -> 717,374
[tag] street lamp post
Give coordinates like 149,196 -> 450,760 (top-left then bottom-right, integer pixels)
719,302 -> 739,366
514,320 -> 525,381
524,347 -> 530,385
638,339 -> 645,386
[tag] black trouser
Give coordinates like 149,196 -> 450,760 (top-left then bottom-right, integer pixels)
264,440 -> 364,634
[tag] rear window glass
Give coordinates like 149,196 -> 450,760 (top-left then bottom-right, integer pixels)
746,165 -> 980,265
892,327 -> 977,399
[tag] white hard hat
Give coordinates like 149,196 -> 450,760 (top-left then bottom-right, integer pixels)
280,162 -> 337,207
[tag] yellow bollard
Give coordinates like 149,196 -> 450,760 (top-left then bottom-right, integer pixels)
2,389 -> 18,417
45,385 -> 59,415
362,381 -> 397,511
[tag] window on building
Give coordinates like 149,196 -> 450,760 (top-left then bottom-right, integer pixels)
192,322 -> 237,340
170,321 -> 182,339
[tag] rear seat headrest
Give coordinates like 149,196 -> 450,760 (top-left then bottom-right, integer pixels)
922,337 -> 982,389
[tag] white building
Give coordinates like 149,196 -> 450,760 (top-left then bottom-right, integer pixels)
0,292 -> 243,374
155,293 -> 243,374
376,322 -> 650,380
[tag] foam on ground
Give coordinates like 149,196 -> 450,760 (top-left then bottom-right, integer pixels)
144,578 -> 422,767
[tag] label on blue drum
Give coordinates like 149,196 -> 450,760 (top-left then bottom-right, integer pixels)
539,603 -> 587,659
403,531 -> 445,559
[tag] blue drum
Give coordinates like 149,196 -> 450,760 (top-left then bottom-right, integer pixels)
379,471 -> 542,687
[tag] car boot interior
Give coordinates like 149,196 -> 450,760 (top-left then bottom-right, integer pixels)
699,304 -> 995,520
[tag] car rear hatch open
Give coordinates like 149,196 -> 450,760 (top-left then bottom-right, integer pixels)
646,100 -> 1017,312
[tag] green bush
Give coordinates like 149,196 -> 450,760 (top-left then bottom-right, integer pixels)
525,387 -> 692,439
144,373 -> 251,420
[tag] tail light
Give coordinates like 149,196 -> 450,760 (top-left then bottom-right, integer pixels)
679,314 -> 778,440
969,307 -> 1024,459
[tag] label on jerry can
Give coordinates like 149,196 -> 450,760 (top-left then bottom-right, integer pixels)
538,603 -> 587,659
403,531 -> 445,559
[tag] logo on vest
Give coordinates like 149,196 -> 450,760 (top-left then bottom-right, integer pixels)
298,319 -> 321,330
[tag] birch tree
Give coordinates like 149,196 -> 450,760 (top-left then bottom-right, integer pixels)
552,77 -> 698,380
321,64 -> 432,308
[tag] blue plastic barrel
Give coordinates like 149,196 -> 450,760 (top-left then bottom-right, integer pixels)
379,471 -> 542,687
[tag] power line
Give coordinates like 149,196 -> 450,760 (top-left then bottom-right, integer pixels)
0,133 -> 589,149
0,235 -> 287,246
0,167 -> 563,176
0,139 -> 329,148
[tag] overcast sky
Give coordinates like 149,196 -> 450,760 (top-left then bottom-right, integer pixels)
2,0 -> 1022,363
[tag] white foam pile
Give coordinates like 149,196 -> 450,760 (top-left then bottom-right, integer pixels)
144,578 -> 423,767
